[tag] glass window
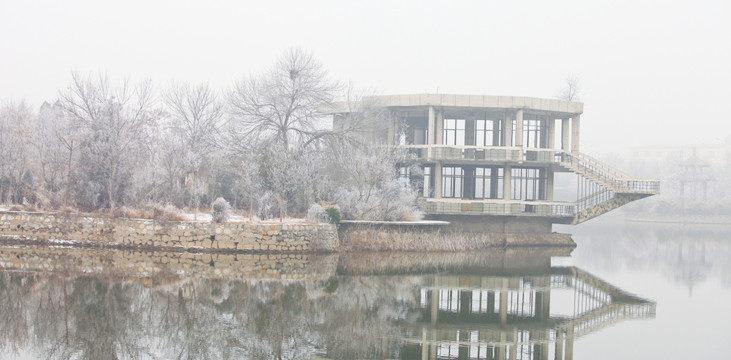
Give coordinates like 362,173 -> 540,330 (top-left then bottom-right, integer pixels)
474,167 -> 503,199
442,166 -> 463,198
474,117 -> 500,147
443,118 -> 465,146
511,167 -> 547,200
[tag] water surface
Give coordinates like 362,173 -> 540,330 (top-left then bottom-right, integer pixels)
0,218 -> 728,359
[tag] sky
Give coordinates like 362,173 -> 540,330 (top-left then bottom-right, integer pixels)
1,0 -> 730,154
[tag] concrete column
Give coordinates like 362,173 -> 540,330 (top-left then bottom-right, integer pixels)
571,114 -> 581,153
515,110 -> 524,148
547,118 -> 556,149
430,289 -> 439,324
498,333 -> 507,360
465,117 -> 475,146
436,109 -> 444,145
561,118 -> 570,151
502,112 -> 513,147
387,116 -> 396,145
503,166 -> 512,200
428,106 -> 435,145
546,169 -> 554,201
434,163 -> 443,199
490,167 -> 499,199
555,330 -> 565,360
565,326 -> 574,360
463,166 -> 475,200
493,119 -> 501,146
421,327 -> 428,360
499,290 -> 508,326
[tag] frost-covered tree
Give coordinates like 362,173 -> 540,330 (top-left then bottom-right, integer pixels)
319,144 -> 423,221
59,72 -> 160,210
228,47 -> 340,151
0,101 -> 35,204
163,82 -> 224,214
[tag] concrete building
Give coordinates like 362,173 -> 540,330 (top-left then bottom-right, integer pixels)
329,94 -> 659,232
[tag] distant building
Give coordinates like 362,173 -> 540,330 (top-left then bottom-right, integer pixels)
328,94 -> 658,232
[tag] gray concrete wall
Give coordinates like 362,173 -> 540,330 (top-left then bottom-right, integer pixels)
428,215 -> 553,233
338,221 -> 573,251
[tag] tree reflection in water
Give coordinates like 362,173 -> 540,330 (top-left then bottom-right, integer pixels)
0,246 -> 655,359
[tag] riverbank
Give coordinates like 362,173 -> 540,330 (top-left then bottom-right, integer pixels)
0,210 -> 575,252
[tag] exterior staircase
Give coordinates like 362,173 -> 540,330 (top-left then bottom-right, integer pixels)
557,152 -> 659,224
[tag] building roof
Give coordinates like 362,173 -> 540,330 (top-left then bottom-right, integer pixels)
325,94 -> 583,115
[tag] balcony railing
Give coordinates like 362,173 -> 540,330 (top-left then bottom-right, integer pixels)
420,199 -> 577,218
403,145 -> 522,162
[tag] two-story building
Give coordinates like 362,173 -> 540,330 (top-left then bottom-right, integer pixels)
329,94 -> 659,233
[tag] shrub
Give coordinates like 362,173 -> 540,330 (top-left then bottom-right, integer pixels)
306,203 -> 329,223
325,206 -> 341,223
211,197 -> 232,223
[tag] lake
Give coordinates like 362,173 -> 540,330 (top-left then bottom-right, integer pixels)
0,217 -> 728,359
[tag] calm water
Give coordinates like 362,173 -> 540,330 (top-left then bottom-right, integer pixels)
0,218 -> 728,359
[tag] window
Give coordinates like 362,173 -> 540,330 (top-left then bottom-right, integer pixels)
442,166 -> 464,198
443,119 -> 465,146
474,167 -> 503,199
523,119 -> 542,148
511,168 -> 547,200
422,166 -> 433,198
474,117 -> 501,147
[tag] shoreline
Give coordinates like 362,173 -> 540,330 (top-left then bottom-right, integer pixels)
0,210 -> 576,253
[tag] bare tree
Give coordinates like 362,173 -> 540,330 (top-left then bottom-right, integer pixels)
228,47 -> 340,151
557,73 -> 581,101
163,82 -> 224,216
59,72 -> 160,210
0,101 -> 35,204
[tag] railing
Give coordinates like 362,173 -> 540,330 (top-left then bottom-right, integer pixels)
402,145 -> 522,162
421,199 -> 577,217
560,152 -> 660,194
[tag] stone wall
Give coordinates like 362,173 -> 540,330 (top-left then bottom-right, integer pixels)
338,221 -> 575,251
0,211 -> 338,252
0,245 -> 338,281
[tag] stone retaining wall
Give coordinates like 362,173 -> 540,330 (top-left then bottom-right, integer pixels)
338,221 -> 575,251
0,211 -> 338,252
0,245 -> 338,281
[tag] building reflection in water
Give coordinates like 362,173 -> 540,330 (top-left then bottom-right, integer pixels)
401,267 -> 655,360
0,243 -> 655,359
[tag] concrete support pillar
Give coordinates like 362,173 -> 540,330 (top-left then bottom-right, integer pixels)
490,167 -> 499,199
493,119 -> 501,146
430,289 -> 439,325
561,118 -> 570,151
547,118 -> 556,149
503,112 -> 513,147
428,106 -> 435,145
555,330 -> 565,360
421,327 -> 428,360
571,114 -> 581,153
498,333 -> 507,360
463,166 -> 475,200
546,169 -> 554,201
434,163 -> 443,199
565,326 -> 574,360
503,165 -> 512,200
515,110 -> 524,148
436,109 -> 444,145
499,290 -> 508,326
465,117 -> 475,146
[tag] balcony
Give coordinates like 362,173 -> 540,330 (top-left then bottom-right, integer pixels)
420,198 -> 576,218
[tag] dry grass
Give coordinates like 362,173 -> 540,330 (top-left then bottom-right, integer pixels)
108,205 -> 188,222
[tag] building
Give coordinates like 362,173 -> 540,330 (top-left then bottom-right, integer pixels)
329,94 -> 659,232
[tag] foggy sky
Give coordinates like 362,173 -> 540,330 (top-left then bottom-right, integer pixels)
2,0 -> 729,154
